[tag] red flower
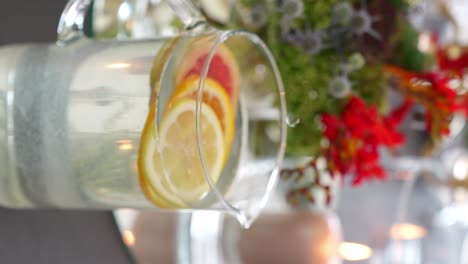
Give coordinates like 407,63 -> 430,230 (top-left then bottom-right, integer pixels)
383,100 -> 410,124
353,145 -> 385,185
321,113 -> 341,141
321,96 -> 406,185
436,47 -> 468,77
385,65 -> 467,138
432,35 -> 468,77
419,72 -> 457,99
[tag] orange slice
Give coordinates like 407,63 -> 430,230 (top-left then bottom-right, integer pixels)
168,75 -> 235,147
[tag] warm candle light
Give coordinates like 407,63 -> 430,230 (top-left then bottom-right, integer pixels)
390,223 -> 426,240
122,230 -> 135,247
117,139 -> 134,151
119,143 -> 134,151
106,63 -> 132,69
338,242 -> 372,261
453,156 -> 468,180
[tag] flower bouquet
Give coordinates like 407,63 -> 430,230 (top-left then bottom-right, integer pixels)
204,0 -> 468,209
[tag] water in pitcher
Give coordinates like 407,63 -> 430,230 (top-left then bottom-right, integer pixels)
0,39 -> 171,208
0,34 -> 284,218
0,36 -> 278,208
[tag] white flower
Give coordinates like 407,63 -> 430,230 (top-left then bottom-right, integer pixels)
329,75 -> 352,98
282,0 -> 304,18
250,4 -> 267,28
342,52 -> 366,72
331,2 -> 354,25
351,9 -> 381,40
301,30 -> 325,56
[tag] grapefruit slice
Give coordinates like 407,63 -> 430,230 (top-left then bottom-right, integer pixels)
175,42 -> 240,105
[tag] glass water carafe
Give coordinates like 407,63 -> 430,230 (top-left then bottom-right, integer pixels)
0,0 -> 287,227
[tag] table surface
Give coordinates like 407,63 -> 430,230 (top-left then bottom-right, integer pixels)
0,208 -> 132,264
0,1 -> 132,263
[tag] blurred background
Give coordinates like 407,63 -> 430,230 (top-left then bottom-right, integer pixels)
2,0 -> 468,263
101,0 -> 468,263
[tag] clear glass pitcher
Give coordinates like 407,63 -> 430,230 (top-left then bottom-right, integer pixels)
0,0 -> 286,227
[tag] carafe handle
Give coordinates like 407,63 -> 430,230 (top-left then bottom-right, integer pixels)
164,0 -> 207,30
57,0 -> 208,45
57,0 -> 92,45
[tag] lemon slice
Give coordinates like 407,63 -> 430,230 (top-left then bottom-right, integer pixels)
139,98 -> 226,206
169,75 -> 235,147
138,104 -> 184,208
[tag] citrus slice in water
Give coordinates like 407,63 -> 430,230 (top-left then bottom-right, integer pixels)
139,98 -> 226,207
170,75 -> 235,147
138,103 -> 182,208
175,43 -> 240,105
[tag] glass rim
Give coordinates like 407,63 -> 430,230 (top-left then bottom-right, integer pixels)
195,30 -> 287,227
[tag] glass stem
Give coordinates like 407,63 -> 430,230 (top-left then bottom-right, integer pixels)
163,0 -> 207,30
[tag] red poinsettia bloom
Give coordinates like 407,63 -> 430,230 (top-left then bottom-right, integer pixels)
385,65 -> 468,137
436,47 -> 468,77
321,113 -> 341,141
321,96 -> 408,185
353,145 -> 385,185
419,72 -> 457,99
432,34 -> 468,77
384,99 -> 412,127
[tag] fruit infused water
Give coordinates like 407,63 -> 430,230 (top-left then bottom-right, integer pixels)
139,34 -> 242,206
0,30 -> 286,226
140,32 -> 286,225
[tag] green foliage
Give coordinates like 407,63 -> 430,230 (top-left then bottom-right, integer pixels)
302,0 -> 338,29
281,51 -> 388,156
388,0 -> 411,9
239,0 -> 258,8
350,63 -> 387,112
263,0 -> 338,155
259,0 -> 387,155
279,47 -> 341,155
388,18 -> 434,72
230,0 -> 427,156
